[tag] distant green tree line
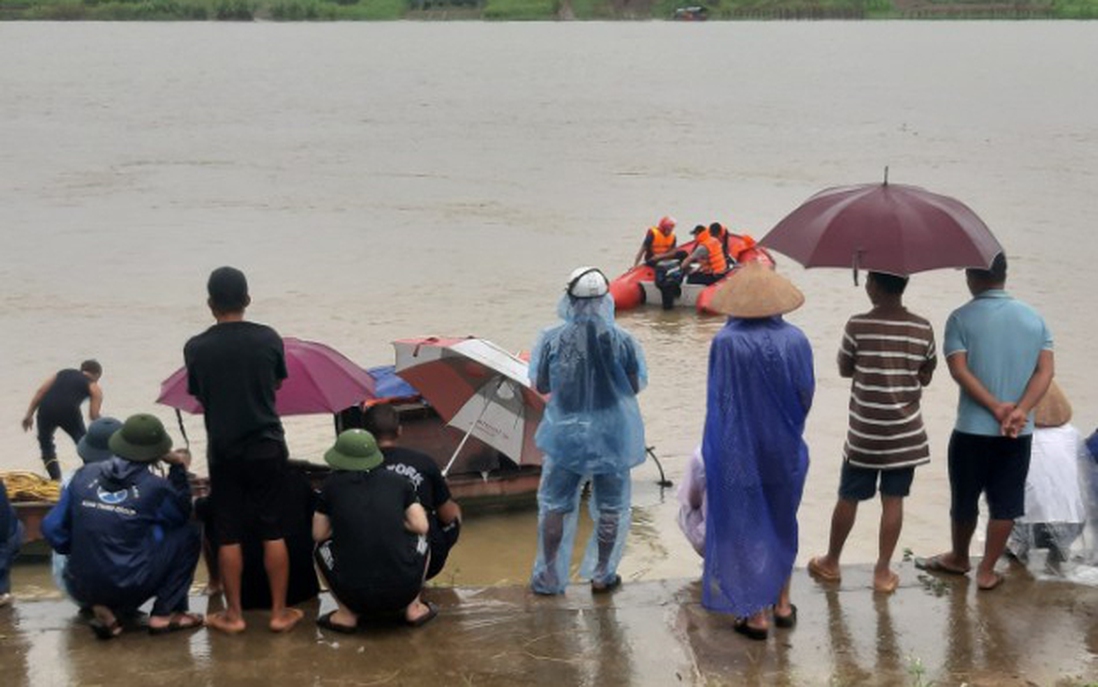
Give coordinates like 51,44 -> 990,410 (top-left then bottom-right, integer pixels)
2,0 -> 1095,21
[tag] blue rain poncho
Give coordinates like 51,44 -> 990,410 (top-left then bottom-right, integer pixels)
528,292 -> 648,594
530,293 -> 648,474
702,316 -> 814,618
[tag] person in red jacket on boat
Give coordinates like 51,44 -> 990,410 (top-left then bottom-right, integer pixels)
632,216 -> 680,267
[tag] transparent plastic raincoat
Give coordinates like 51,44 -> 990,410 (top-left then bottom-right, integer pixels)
1008,423 -> 1088,565
528,292 -> 648,594
702,316 -> 814,618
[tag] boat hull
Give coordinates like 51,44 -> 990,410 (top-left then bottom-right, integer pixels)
13,401 -> 540,546
611,236 -> 775,314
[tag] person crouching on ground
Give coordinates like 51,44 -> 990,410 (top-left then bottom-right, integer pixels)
41,414 -> 203,639
0,478 -> 22,608
363,403 -> 462,581
50,416 -> 124,604
529,266 -> 648,595
1006,380 -> 1086,570
701,262 -> 814,641
313,429 -> 437,634
677,445 -> 707,558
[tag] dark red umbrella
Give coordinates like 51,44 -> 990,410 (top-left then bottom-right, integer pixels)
760,177 -> 1002,277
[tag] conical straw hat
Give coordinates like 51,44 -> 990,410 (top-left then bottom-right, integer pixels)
1034,380 -> 1072,427
708,262 -> 805,318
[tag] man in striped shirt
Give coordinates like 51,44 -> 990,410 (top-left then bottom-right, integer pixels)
808,272 -> 936,593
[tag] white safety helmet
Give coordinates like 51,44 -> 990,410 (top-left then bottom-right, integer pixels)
567,267 -> 609,299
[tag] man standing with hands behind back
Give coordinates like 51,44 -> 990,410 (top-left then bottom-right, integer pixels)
917,253 -> 1054,591
185,266 -> 303,634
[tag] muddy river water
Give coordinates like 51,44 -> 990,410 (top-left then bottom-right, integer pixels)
2,21 -> 1097,586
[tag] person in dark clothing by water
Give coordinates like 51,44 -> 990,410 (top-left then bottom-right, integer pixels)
363,403 -> 462,580
0,480 -> 22,608
22,359 -> 104,480
313,429 -> 436,633
195,461 -> 320,609
41,414 -> 203,639
184,266 -> 302,634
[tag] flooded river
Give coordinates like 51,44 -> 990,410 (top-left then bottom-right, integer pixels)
2,21 -> 1097,586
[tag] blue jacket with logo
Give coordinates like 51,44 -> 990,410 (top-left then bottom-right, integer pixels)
42,456 -> 191,594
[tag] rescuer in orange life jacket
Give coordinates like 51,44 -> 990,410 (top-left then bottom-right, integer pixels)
632,216 -> 682,268
680,223 -> 732,285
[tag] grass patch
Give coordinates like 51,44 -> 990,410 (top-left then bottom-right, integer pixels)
2,0 -> 1097,19
482,0 -> 557,19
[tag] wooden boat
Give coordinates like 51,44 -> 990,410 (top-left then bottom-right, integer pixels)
610,232 -> 775,314
10,380 -> 540,546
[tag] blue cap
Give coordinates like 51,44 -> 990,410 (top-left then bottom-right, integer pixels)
77,417 -> 124,464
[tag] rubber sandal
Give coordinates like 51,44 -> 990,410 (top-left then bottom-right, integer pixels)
773,604 -> 797,629
406,601 -> 438,628
316,610 -> 358,635
733,619 -> 768,641
591,574 -> 622,594
148,613 -> 204,636
90,617 -> 122,640
914,555 -> 970,576
807,556 -> 841,583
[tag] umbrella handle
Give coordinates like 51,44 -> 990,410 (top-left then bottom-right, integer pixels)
441,377 -> 502,477
174,408 -> 190,451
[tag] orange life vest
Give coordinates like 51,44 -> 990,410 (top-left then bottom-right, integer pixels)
699,234 -> 728,274
727,233 -> 757,261
648,228 -> 676,257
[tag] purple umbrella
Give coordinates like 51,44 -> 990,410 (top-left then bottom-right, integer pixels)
761,173 -> 1002,277
157,336 -> 376,417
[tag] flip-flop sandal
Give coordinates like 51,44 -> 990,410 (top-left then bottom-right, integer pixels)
977,572 -> 1005,591
148,613 -> 204,636
773,604 -> 797,629
733,619 -> 768,641
807,557 -> 841,583
914,555 -> 970,576
406,602 -> 438,628
316,611 -> 358,635
90,617 -> 123,640
591,574 -> 623,594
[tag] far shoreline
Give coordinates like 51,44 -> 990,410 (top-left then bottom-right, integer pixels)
3,0 -> 1096,22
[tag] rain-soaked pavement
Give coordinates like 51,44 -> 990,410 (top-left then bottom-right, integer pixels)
2,561 -> 1096,687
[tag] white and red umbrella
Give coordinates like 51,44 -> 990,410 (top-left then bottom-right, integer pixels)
392,336 -> 545,475
157,336 -> 376,417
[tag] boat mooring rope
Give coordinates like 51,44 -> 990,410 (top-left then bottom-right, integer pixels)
0,471 -> 60,502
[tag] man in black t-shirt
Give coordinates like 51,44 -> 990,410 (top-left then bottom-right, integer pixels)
183,266 -> 302,634
22,359 -> 104,480
313,430 -> 436,633
363,404 -> 462,580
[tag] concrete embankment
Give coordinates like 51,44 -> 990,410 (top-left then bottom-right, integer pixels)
1,562 -> 1096,686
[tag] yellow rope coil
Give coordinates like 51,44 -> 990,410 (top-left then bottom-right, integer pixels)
0,471 -> 60,503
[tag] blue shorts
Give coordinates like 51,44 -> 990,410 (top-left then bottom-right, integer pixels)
838,462 -> 915,501
948,430 -> 1032,522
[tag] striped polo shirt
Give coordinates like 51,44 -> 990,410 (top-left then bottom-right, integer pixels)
841,308 -> 937,469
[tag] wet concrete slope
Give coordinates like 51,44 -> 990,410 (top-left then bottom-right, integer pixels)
1,562 -> 1095,686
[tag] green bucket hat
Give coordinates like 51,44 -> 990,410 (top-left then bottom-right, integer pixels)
108,414 -> 172,463
324,429 -> 383,472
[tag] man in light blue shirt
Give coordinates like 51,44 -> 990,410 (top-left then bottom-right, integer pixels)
916,253 -> 1054,591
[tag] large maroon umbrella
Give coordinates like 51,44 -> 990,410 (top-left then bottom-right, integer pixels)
157,336 -> 376,416
760,179 -> 1003,277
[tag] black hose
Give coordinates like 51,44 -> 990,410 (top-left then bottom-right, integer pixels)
646,446 -> 673,487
